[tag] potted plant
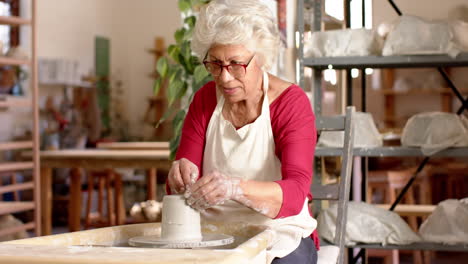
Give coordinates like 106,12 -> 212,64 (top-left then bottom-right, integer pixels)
153,0 -> 212,159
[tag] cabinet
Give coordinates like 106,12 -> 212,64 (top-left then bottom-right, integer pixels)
297,0 -> 468,262
0,0 -> 40,238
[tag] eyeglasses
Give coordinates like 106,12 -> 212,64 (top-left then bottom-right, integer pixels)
203,54 -> 255,78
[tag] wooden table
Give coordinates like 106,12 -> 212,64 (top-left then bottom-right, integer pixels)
40,149 -> 171,236
96,141 -> 170,150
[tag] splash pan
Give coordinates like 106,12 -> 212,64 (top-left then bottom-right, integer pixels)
0,222 -> 274,264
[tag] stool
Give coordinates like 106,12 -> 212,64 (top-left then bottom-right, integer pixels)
84,169 -> 125,229
428,161 -> 468,201
368,167 -> 432,264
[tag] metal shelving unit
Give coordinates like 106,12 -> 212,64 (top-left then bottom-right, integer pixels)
0,0 -> 40,237
298,0 -> 468,262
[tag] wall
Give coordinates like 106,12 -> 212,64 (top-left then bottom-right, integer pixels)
106,0 -> 180,139
36,0 -> 114,76
373,0 -> 468,25
0,0 -> 180,142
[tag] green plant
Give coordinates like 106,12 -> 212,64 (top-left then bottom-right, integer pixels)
153,0 -> 212,160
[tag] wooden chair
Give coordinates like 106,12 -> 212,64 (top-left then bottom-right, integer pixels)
368,167 -> 433,264
84,169 -> 125,229
313,106 -> 355,264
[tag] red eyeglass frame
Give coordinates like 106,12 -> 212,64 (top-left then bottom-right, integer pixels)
203,54 -> 255,76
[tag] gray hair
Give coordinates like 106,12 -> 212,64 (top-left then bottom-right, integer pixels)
192,0 -> 280,70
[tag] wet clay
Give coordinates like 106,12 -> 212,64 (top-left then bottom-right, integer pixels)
161,194 -> 202,241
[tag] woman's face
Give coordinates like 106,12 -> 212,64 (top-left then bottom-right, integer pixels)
205,44 -> 263,104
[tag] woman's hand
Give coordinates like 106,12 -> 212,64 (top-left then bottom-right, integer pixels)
184,171 -> 242,211
167,158 -> 199,194
184,170 -> 283,218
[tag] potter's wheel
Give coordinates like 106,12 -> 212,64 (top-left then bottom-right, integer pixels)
128,233 -> 234,248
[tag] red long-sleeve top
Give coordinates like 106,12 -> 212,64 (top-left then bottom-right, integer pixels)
174,81 -> 319,248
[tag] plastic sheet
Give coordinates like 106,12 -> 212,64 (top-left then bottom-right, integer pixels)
382,15 -> 460,57
305,28 -> 382,57
419,198 -> 468,244
451,20 -> 468,52
317,201 -> 421,246
401,112 -> 468,155
317,112 -> 383,148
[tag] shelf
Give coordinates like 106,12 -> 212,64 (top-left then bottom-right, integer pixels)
0,182 -> 34,194
0,222 -> 34,237
0,56 -> 30,66
0,162 -> 34,172
0,201 -> 34,215
348,242 -> 468,252
0,141 -> 33,151
0,15 -> 31,26
0,96 -> 31,109
0,0 -> 39,239
304,53 -> 468,69
315,146 -> 468,157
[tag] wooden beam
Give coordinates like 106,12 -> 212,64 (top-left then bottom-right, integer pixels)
0,162 -> 34,172
0,57 -> 30,66
0,182 -> 34,194
0,202 -> 34,214
0,15 -> 31,26
0,141 -> 33,151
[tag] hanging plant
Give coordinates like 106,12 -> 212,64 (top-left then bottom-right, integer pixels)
153,0 -> 212,160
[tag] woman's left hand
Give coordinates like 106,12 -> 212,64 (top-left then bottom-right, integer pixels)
184,171 -> 242,211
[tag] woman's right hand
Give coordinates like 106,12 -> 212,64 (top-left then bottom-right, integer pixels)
167,158 -> 199,194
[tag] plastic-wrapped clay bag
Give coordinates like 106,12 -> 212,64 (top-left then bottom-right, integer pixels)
382,15 -> 461,57
317,112 -> 383,148
419,198 -> 468,244
401,112 -> 468,155
304,28 -> 383,57
317,201 -> 421,246
450,20 -> 468,52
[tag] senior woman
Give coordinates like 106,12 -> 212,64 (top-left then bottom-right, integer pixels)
167,0 -> 318,263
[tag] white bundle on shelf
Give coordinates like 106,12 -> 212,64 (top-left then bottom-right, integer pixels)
317,112 -> 383,148
401,112 -> 468,155
317,201 -> 421,246
451,20 -> 468,52
419,198 -> 468,245
382,15 -> 463,57
304,28 -> 383,57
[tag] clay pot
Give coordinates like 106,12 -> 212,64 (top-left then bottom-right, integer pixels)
160,194 -> 202,241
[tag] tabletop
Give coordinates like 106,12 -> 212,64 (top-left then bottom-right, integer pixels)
96,141 -> 170,150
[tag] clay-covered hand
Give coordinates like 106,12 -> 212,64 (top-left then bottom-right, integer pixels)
167,158 -> 199,194
184,171 -> 242,211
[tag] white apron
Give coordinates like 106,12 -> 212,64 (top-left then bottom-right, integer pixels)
202,72 -> 317,263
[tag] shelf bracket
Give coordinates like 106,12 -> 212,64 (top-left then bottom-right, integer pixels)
388,0 -> 403,16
